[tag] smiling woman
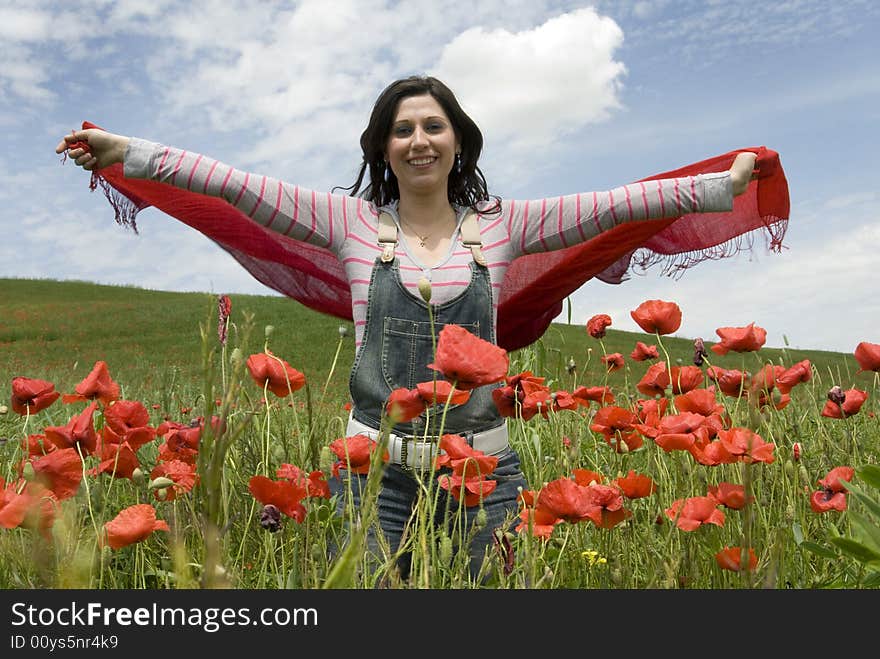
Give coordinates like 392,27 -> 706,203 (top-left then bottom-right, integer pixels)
55,74 -> 787,584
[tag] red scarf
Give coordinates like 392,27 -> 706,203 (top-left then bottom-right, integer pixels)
76,121 -> 789,351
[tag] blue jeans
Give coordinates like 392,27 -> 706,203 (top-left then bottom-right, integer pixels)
329,446 -> 528,583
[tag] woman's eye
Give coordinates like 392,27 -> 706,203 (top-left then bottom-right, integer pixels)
393,126 -> 412,136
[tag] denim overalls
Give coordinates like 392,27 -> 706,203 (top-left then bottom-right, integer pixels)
330,208 -> 528,582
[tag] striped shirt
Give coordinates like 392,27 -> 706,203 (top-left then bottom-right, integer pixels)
124,138 -> 733,352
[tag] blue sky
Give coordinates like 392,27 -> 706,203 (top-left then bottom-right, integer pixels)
2,0 -> 878,354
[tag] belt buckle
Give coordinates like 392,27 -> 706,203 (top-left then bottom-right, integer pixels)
399,434 -> 438,472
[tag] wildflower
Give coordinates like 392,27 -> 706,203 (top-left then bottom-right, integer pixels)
149,460 -> 199,502
854,341 -> 880,373
710,323 -> 767,356
810,466 -> 854,513
217,294 -> 232,346
827,386 -> 846,406
10,377 -> 61,415
792,442 -> 801,462
248,475 -> 309,524
601,353 -> 625,372
692,337 -> 708,366
102,504 -> 170,549
102,400 -> 157,450
571,385 -> 615,407
707,482 -> 753,510
612,470 -> 658,499
62,360 -> 121,406
636,362 -> 670,398
438,472 -> 498,507
715,547 -> 758,572
0,478 -> 58,538
715,427 -> 776,464
246,351 -> 306,397
581,550 -> 607,567
630,341 -> 659,362
535,478 -> 593,523
586,314 -> 612,339
669,365 -> 704,394
427,324 -> 508,390
572,469 -> 604,486
629,299 -> 682,335
276,463 -> 330,499
90,442 -> 141,480
566,358 -> 577,375
417,276 -> 432,303
43,401 -> 100,456
590,405 -> 643,453
328,434 -> 388,478
821,388 -> 868,418
776,359 -> 812,394
665,496 -> 725,531
583,483 -> 631,529
707,366 -> 750,398
260,505 -> 282,533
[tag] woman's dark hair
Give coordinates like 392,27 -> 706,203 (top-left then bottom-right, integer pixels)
335,76 -> 500,213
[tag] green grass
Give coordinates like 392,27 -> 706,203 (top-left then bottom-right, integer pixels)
1,278 -> 878,590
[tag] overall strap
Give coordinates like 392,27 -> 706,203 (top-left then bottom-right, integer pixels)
459,209 -> 487,266
377,211 -> 397,262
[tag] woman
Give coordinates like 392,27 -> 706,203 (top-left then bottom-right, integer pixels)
56,76 -> 758,582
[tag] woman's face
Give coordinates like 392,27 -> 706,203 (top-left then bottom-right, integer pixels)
385,94 -> 459,199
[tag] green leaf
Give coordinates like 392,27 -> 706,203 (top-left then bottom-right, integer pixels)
792,522 -> 804,545
828,537 -> 880,564
863,572 -> 880,588
857,465 -> 880,491
800,541 -> 838,560
845,482 -> 880,520
848,511 -> 880,553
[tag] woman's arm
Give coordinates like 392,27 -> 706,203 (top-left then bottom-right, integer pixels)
55,128 -> 350,251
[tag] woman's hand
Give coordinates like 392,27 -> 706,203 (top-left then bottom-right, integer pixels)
729,151 -> 758,197
55,129 -> 130,171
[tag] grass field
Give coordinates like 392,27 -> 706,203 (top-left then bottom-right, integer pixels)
1,278 -> 878,589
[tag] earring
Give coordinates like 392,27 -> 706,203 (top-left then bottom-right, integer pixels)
383,161 -> 391,182
455,152 -> 462,174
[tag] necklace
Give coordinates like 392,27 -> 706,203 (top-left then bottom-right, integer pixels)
399,217 -> 431,248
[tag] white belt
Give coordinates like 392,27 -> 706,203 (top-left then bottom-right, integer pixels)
346,414 -> 509,471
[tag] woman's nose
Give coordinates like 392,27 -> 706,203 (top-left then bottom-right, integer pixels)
411,126 -> 429,147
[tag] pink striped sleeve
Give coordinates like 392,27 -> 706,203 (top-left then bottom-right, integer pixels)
185,155 -> 204,191
247,175 -> 267,217
282,186 -> 300,236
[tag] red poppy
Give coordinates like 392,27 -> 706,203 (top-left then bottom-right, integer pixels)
669,365 -> 704,394
427,324 -> 509,390
10,377 -> 60,415
674,388 -> 725,417
535,478 -> 593,523
102,504 -> 170,549
706,366 -> 750,398
572,469 -> 604,486
612,470 -> 657,499
583,483 -> 631,529
590,405 -> 643,452
601,353 -> 625,372
776,359 -> 812,394
820,388 -> 868,418
434,434 -> 498,477
91,442 -> 141,480
246,352 -> 306,397
715,427 -> 776,464
43,401 -> 100,456
0,479 -> 58,538
248,475 -> 309,523
156,422 -> 202,465
664,496 -> 725,531
707,482 -> 753,510
438,472 -> 498,507
637,412 -> 714,453
636,362 -> 670,398
102,400 -> 157,451
634,397 -> 668,425
150,460 -> 199,502
854,341 -> 880,373
747,364 -> 791,411
415,380 -> 471,407
819,466 -> 855,492
710,323 -> 767,356
328,434 -> 388,478
630,341 -> 659,361
385,387 -> 425,423
516,506 -> 562,539
586,314 -> 612,339
62,360 -> 121,406
715,547 -> 758,572
27,448 -> 83,501
276,463 -> 329,499
630,299 -> 682,335
571,385 -> 615,407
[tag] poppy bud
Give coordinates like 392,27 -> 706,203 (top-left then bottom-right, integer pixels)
784,460 -> 796,480
798,465 -> 810,488
131,468 -> 145,486
693,338 -> 708,366
338,325 -> 349,338
417,276 -> 432,303
566,358 -> 577,375
149,476 -> 175,491
474,508 -> 488,530
260,504 -> 282,532
155,487 -> 168,501
827,386 -> 845,405
792,442 -> 801,462
21,462 -> 35,482
0,404 -> 7,415
264,325 -> 275,339
439,534 -> 453,565
319,446 -> 334,474
230,348 -> 243,366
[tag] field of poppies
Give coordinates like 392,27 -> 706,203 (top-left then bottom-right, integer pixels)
2,281 -> 879,589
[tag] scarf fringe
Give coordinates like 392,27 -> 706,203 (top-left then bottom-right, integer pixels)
628,215 -> 788,280
90,171 -> 141,234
